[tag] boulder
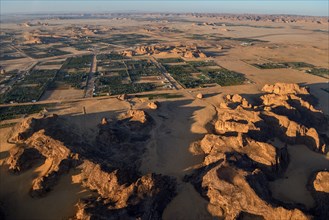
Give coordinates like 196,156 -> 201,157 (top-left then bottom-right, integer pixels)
148,101 -> 158,110
117,94 -> 128,101
231,94 -> 243,103
101,117 -> 108,125
196,93 -> 203,99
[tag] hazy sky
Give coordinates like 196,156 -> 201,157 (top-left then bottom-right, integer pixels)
1,0 -> 328,16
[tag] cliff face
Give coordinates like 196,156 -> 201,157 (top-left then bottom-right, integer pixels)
308,171 -> 329,220
5,110 -> 176,219
186,83 -> 328,219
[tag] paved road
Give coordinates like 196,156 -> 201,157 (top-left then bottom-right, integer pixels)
149,56 -> 182,90
84,54 -> 97,98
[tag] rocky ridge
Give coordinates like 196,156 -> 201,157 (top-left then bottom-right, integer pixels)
5,110 -> 176,219
123,44 -> 208,58
186,83 -> 328,219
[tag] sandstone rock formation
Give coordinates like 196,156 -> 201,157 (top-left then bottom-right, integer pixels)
122,50 -> 134,57
119,109 -> 150,124
196,93 -> 203,99
23,32 -> 41,44
101,117 -> 108,125
128,43 -> 207,58
186,83 -> 328,219
73,162 -> 176,220
308,171 -> 329,220
5,110 -> 175,219
148,101 -> 158,109
117,93 -> 128,101
313,171 -> 329,193
187,157 -> 308,220
262,83 -> 309,95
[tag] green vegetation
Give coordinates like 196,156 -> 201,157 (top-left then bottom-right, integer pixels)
203,69 -> 246,86
97,73 -> 156,95
22,47 -> 70,59
95,57 -> 162,95
135,93 -> 184,100
53,72 -> 88,89
157,58 -> 184,63
306,68 -> 329,79
99,76 -> 122,85
0,70 -> 57,103
187,61 -> 217,67
61,55 -> 92,69
39,36 -> 69,44
164,63 -> 246,88
41,61 -> 64,65
0,104 -> 53,121
53,55 -> 92,89
69,43 -> 91,51
126,60 -> 161,81
0,122 -> 17,129
214,22 -> 283,29
97,53 -> 127,61
164,64 -> 207,88
99,61 -> 126,69
186,33 -> 267,43
98,34 -> 161,47
253,62 -> 314,69
188,34 -> 207,40
109,83 -> 155,95
218,37 -> 267,43
313,29 -> 328,33
0,54 -> 25,60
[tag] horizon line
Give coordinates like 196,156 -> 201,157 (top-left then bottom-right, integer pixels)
1,11 -> 327,17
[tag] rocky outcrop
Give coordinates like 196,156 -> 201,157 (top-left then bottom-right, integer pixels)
189,157 -> 309,220
9,114 -> 59,143
122,50 -> 134,57
215,120 -> 249,134
262,83 -> 309,95
187,140 -> 307,219
148,101 -> 158,109
119,109 -> 150,124
183,51 -> 195,58
72,161 -> 176,220
313,171 -> 329,193
8,129 -> 77,197
220,83 -> 327,153
129,43 -> 207,58
23,32 -> 41,44
260,111 -> 325,153
101,117 -> 108,125
196,93 -> 203,99
5,110 -> 176,219
135,45 -> 158,55
73,172 -> 176,220
190,133 -> 286,176
7,147 -> 44,173
186,83 -> 328,219
308,171 -> 329,220
117,93 -> 128,101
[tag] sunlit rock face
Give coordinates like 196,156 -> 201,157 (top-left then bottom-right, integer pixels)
186,83 -> 328,219
5,111 -> 176,219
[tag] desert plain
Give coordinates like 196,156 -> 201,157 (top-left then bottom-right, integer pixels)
0,13 -> 328,220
